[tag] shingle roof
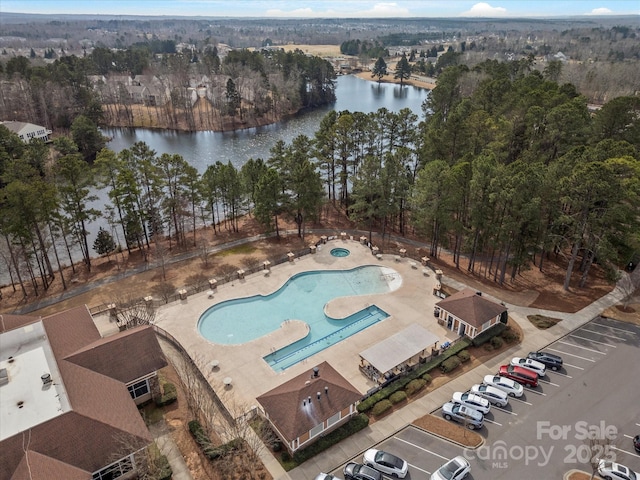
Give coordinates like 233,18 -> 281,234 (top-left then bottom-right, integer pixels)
256,362 -> 361,441
0,307 -> 163,480
0,314 -> 40,334
66,326 -> 168,383
436,288 -> 507,328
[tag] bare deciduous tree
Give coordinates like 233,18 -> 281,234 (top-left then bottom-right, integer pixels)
111,293 -> 156,330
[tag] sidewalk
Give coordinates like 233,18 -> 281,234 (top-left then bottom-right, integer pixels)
148,420 -> 194,480
278,271 -> 636,480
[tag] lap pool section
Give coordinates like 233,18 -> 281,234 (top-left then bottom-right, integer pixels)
198,265 -> 401,372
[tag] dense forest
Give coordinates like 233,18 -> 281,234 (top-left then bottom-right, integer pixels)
1,57 -> 639,300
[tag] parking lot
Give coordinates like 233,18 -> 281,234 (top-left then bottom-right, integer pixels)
330,317 -> 640,479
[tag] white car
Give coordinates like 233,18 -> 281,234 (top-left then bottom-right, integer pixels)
510,357 -> 546,377
470,384 -> 509,407
452,391 -> 491,414
598,460 -> 638,480
430,455 -> 471,480
363,449 -> 408,478
315,475 -> 343,480
483,374 -> 524,397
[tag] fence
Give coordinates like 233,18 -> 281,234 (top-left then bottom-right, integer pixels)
152,324 -> 236,426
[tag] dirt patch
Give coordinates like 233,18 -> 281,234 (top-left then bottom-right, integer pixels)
566,471 -> 595,480
412,414 -> 483,448
527,314 -> 563,329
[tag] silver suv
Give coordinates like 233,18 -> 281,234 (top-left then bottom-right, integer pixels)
442,401 -> 484,429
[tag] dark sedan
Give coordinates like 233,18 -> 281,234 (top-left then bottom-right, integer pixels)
527,351 -> 563,371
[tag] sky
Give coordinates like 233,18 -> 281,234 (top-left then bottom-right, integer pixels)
1,1 -> 639,18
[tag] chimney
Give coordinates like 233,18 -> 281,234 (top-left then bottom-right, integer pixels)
317,391 -> 321,400
313,367 -> 319,377
41,373 -> 52,385
308,396 -> 311,404
325,386 -> 329,395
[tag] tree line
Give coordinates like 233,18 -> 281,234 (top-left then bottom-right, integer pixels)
1,58 -> 639,301
0,45 -> 337,133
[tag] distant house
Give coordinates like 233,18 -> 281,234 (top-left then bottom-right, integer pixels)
0,306 -> 167,480
435,288 -> 508,339
1,121 -> 52,143
256,362 -> 361,454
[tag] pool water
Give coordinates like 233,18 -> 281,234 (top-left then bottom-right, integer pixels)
330,247 -> 350,257
198,265 -> 401,371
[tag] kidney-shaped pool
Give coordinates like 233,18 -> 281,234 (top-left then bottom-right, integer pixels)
197,265 -> 401,371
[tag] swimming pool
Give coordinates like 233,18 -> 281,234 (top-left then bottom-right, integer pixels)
198,265 -> 401,371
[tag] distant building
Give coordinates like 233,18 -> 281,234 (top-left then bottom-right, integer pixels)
0,306 -> 167,480
1,120 -> 52,143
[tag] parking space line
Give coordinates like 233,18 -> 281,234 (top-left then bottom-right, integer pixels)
636,423 -> 640,427
547,347 -> 596,362
548,370 -> 572,378
591,322 -> 637,334
624,434 -> 634,440
484,418 -> 502,426
558,340 -> 607,355
579,328 -> 627,341
525,389 -> 547,396
394,436 -> 450,460
493,406 -> 517,415
562,362 -> 585,370
510,397 -> 533,405
538,379 -> 560,386
568,334 -> 617,347
610,445 -> 638,457
407,464 -> 431,476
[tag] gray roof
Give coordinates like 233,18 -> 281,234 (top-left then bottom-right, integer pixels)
359,324 -> 439,374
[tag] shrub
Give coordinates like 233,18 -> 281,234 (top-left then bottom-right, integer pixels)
371,399 -> 393,416
483,343 -> 494,351
389,391 -> 407,404
440,356 -> 461,373
471,322 -> 506,347
290,414 -> 369,467
188,419 -> 243,461
501,326 -> 519,343
272,441 -> 283,452
405,378 -> 426,396
457,350 -> 471,363
421,373 -> 432,384
490,336 -> 504,349
156,381 -> 177,407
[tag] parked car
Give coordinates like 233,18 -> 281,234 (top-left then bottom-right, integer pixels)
510,357 -> 546,377
470,384 -> 509,407
430,455 -> 471,480
633,434 -> 640,453
442,401 -> 484,429
597,459 -> 638,480
452,391 -> 491,414
483,374 -> 524,397
315,474 -> 343,480
527,351 -> 563,371
363,449 -> 408,478
344,463 -> 382,480
498,365 -> 539,388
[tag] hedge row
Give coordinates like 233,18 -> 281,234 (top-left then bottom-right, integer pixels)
357,337 -> 472,413
188,419 -> 243,461
471,322 -> 506,347
290,414 -> 369,466
440,356 -> 461,373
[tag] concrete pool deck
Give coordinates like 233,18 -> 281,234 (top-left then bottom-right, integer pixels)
151,238 -> 457,412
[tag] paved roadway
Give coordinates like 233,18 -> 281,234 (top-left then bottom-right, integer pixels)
330,316 -> 640,480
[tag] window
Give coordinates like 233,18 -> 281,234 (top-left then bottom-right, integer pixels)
327,411 -> 341,427
127,379 -> 149,399
92,456 -> 133,480
309,422 -> 324,439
